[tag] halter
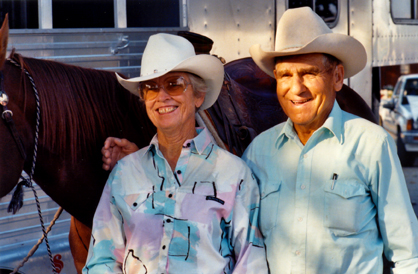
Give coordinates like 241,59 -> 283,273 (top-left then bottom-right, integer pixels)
0,70 -> 26,159
1,59 -> 58,274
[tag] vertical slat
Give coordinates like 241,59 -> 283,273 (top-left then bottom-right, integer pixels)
38,0 -> 52,29
114,0 -> 127,28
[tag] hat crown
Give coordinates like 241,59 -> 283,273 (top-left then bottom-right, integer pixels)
275,7 -> 332,51
140,33 -> 196,77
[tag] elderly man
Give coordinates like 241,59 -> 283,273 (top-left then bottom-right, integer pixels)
242,7 -> 418,273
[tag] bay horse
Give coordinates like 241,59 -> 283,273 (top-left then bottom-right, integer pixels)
0,16 -> 377,273
0,16 -> 156,271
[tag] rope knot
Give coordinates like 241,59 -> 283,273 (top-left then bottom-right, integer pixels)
7,177 -> 32,214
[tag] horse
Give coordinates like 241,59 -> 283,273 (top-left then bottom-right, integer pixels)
0,16 -> 156,272
0,15 -> 377,273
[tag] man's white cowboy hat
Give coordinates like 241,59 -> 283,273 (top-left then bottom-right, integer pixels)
116,33 -> 224,110
250,7 -> 367,79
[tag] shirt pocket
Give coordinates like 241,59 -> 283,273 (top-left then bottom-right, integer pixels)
176,182 -> 228,222
324,180 -> 369,236
259,180 -> 282,233
123,191 -> 153,211
169,219 -> 197,259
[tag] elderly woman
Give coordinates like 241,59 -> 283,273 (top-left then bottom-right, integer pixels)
82,33 -> 268,274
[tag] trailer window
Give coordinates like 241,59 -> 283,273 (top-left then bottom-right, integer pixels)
391,0 -> 418,24
0,0 -> 39,29
288,0 -> 339,28
126,0 -> 180,27
53,0 -> 114,28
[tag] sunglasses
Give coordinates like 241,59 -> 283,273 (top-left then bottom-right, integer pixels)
139,76 -> 191,100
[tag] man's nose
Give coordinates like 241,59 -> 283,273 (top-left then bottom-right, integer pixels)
289,76 -> 306,94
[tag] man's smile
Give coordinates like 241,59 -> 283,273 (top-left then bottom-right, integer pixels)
291,98 -> 313,105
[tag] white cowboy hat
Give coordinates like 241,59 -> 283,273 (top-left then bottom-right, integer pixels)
116,33 -> 224,110
250,7 -> 367,79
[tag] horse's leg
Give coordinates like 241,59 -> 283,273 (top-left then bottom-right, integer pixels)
69,216 -> 91,274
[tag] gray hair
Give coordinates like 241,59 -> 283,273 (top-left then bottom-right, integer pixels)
188,73 -> 207,112
322,53 -> 342,72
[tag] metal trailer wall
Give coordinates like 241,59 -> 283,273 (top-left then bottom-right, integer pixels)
372,0 -> 418,68
188,0 -> 275,63
187,0 -> 374,105
0,182 -> 75,274
7,28 -> 184,79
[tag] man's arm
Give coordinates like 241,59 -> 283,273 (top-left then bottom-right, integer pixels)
101,137 -> 139,171
371,135 -> 418,272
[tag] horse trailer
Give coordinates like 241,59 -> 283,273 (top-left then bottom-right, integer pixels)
1,0 -> 418,273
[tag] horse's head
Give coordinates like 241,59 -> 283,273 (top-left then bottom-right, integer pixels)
0,14 -> 8,70
0,14 -> 36,202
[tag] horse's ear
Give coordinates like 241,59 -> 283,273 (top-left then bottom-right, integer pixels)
0,14 -> 9,70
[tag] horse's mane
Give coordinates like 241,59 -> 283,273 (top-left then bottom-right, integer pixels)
8,52 -> 149,161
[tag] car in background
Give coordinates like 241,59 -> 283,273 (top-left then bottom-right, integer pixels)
379,74 -> 418,166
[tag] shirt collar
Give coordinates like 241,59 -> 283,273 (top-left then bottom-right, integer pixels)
276,100 -> 343,147
321,100 -> 343,144
145,127 -> 213,155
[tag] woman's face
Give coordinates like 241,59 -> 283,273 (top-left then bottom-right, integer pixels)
143,72 -> 205,135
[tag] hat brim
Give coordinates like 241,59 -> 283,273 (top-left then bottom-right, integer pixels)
116,54 -> 223,110
250,33 -> 367,79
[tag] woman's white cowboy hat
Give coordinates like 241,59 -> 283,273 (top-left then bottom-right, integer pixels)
116,33 -> 224,110
250,7 -> 367,79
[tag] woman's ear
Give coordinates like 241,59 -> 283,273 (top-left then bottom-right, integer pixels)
195,91 -> 205,109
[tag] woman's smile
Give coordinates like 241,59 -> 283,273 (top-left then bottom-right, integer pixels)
157,106 -> 178,114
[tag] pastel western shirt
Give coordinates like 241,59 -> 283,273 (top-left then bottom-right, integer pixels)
242,101 -> 418,273
83,127 -> 268,274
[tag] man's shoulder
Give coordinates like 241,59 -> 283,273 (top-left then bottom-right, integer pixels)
341,111 -> 389,140
251,122 -> 285,145
214,143 -> 252,169
243,122 -> 285,160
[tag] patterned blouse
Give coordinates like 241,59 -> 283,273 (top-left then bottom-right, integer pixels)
83,128 -> 268,274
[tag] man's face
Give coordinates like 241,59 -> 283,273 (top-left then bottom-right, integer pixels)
274,53 -> 344,135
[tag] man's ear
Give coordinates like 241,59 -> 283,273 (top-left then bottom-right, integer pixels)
334,64 -> 344,92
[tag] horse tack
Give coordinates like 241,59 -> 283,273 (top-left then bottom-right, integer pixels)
1,58 -> 59,274
0,71 -> 27,160
206,57 -> 286,157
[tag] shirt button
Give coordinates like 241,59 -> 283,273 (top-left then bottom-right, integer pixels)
168,193 -> 173,198
303,154 -> 308,158
133,202 -> 138,207
301,185 -> 306,190
177,170 -> 181,174
162,245 -> 166,250
295,250 -> 301,255
187,143 -> 191,147
166,219 -> 172,223
298,217 -> 303,222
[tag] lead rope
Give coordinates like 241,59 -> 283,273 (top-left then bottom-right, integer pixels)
8,58 -> 58,274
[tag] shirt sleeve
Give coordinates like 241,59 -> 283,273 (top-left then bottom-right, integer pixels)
82,166 -> 125,274
230,164 -> 269,274
370,135 -> 418,273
